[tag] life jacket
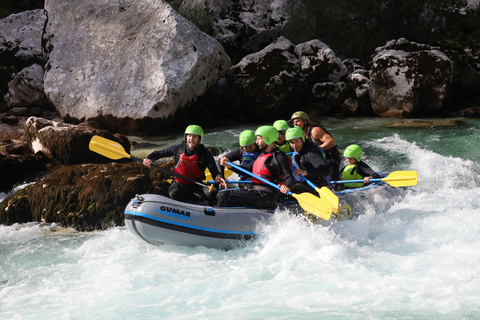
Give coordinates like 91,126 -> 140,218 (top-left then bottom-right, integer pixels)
241,150 -> 260,166
173,145 -> 205,185
252,152 -> 284,185
341,164 -> 364,188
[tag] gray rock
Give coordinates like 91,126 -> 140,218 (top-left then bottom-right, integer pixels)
0,9 -> 44,63
369,38 -> 454,117
8,63 -> 48,107
43,0 -> 230,123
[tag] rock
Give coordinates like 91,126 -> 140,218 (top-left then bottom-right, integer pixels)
453,106 -> 480,118
0,162 -> 172,230
218,36 -> 347,120
0,9 -> 44,63
0,122 -> 22,142
23,116 -> 131,165
386,120 -> 463,128
7,63 -> 49,107
43,0 -> 230,134
0,152 -> 58,192
177,0 -> 316,61
369,38 -> 455,117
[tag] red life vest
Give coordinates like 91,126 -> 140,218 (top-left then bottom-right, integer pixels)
252,152 -> 285,185
174,153 -> 204,185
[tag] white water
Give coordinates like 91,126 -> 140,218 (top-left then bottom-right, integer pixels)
2,119 -> 480,319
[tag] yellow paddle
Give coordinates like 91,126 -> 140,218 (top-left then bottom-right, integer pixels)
328,171 -> 418,187
298,174 -> 339,217
89,135 -> 214,191
226,161 -> 334,221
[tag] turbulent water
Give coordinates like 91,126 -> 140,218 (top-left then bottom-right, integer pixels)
1,117 -> 480,319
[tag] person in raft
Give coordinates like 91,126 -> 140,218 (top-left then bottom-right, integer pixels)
216,125 -> 295,208
290,111 -> 341,180
284,126 -> 331,195
219,130 -> 260,186
273,119 -> 292,155
143,125 -> 227,205
340,144 -> 380,189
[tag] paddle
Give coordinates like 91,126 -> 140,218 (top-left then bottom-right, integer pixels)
298,174 -> 339,217
89,135 -> 213,190
206,180 -> 253,184
328,171 -> 418,187
226,161 -> 333,220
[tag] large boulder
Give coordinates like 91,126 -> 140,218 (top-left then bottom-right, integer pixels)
369,38 -> 455,117
0,162 -> 171,230
23,116 -> 130,165
7,63 -> 49,107
216,37 -> 348,120
177,0 -> 316,62
43,0 -> 231,134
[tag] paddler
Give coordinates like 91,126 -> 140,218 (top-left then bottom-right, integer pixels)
143,125 -> 227,205
273,119 -> 292,155
219,130 -> 260,188
216,125 -> 295,208
284,126 -> 331,195
340,144 -> 380,189
291,111 -> 341,180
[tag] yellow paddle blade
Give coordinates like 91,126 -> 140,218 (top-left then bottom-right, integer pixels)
383,171 -> 418,187
89,135 -> 130,160
317,186 -> 339,214
205,168 -> 233,181
292,192 -> 333,221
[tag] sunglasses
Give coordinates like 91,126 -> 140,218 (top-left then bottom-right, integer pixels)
279,131 -> 286,135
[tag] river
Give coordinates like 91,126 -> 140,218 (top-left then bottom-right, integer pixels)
1,117 -> 480,319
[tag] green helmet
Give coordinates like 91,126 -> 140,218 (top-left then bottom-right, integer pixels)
255,125 -> 279,145
273,120 -> 290,131
239,130 -> 256,147
344,144 -> 362,162
184,125 -> 203,141
285,126 -> 305,142
291,111 -> 309,122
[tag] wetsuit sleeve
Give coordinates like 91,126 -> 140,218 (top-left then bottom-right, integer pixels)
357,162 -> 380,178
146,144 -> 178,161
304,151 -> 330,180
219,148 -> 244,177
276,152 -> 295,189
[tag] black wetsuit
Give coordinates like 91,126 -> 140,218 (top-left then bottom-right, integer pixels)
147,142 -> 221,205
291,140 -> 331,195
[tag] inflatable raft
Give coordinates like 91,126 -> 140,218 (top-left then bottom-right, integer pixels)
124,178 -> 408,249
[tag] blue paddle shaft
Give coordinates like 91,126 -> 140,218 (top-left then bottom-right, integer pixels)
226,161 -> 292,196
328,179 -> 380,184
298,173 -> 317,190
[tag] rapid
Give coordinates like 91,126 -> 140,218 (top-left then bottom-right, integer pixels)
1,117 -> 480,319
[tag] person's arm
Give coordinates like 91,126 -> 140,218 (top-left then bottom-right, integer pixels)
357,162 -> 380,183
143,144 -> 178,167
276,152 -> 295,189
205,150 -> 227,188
311,127 -> 336,150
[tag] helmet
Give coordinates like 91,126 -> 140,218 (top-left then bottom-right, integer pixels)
344,144 -> 362,162
239,130 -> 256,147
285,126 -> 305,142
273,120 -> 290,131
291,111 -> 309,122
255,125 -> 279,145
184,125 -> 203,141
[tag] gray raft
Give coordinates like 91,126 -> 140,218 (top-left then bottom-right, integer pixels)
124,178 -> 407,249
